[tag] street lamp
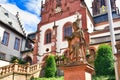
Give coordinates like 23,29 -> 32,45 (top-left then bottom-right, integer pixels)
106,0 -> 119,80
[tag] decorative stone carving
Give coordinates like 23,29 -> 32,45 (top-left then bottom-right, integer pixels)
56,18 -> 88,66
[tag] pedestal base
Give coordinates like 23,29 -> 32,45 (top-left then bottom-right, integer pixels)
60,64 -> 94,80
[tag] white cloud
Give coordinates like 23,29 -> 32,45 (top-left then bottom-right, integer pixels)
0,3 -> 40,34
25,0 -> 41,15
0,0 -> 8,3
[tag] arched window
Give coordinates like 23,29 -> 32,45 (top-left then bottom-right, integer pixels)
63,22 -> 72,40
90,49 -> 96,59
24,56 -> 32,65
45,29 -> 52,44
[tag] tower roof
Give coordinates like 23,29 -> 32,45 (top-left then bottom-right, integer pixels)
92,0 -> 116,16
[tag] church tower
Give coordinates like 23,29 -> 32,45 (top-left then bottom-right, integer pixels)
40,0 -> 88,29
37,0 -> 94,62
90,0 -> 120,54
92,0 -> 116,16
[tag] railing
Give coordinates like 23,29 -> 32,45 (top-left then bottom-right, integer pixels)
0,64 -> 14,75
0,62 -> 42,77
90,33 -> 120,44
29,63 -> 41,73
17,64 -> 27,73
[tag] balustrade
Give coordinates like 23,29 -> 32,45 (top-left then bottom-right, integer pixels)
91,33 -> 120,44
29,63 -> 42,73
0,62 -> 42,77
17,64 -> 27,73
0,64 -> 14,76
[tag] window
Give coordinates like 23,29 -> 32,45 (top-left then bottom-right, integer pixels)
14,37 -> 20,50
45,29 -> 51,44
2,31 -> 9,46
63,26 -> 72,40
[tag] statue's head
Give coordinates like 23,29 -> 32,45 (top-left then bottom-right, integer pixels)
72,22 -> 79,31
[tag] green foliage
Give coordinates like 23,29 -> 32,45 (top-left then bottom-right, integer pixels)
10,56 -> 27,64
10,56 -> 18,63
33,77 -> 64,80
94,44 -> 115,76
18,58 -> 27,64
45,55 -> 57,78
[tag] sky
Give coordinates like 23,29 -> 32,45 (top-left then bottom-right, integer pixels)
0,0 -> 41,34
0,0 -> 120,34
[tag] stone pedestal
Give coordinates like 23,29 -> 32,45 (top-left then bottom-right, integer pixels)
60,64 -> 94,80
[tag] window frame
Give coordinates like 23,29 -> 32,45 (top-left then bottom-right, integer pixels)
14,37 -> 20,51
44,29 -> 52,44
1,31 -> 10,46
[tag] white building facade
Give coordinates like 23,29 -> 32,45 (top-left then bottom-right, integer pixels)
37,0 -> 94,62
0,6 -> 30,62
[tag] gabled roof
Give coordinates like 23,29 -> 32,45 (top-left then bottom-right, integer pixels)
0,6 -> 26,35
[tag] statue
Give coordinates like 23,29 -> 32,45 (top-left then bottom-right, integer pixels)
66,20 -> 87,64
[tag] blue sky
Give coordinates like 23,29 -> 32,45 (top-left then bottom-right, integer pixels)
0,0 -> 41,34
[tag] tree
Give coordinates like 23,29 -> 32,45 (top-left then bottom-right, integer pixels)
45,54 -> 57,78
94,44 -> 115,76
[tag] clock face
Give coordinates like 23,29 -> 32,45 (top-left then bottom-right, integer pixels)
55,6 -> 62,13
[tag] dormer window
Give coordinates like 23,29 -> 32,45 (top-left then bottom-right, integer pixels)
4,13 -> 9,17
8,22 -> 12,25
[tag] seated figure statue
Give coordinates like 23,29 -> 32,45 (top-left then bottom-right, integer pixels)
66,21 -> 86,64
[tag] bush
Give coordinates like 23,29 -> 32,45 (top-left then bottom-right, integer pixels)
10,56 -> 19,63
45,54 -> 57,78
94,44 -> 115,76
10,56 -> 27,64
33,77 -> 64,80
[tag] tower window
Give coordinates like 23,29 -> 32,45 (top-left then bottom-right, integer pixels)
101,0 -> 106,7
45,29 -> 52,44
